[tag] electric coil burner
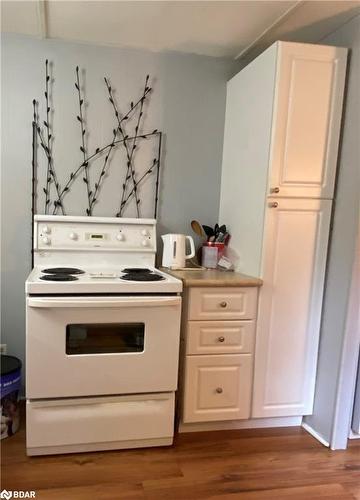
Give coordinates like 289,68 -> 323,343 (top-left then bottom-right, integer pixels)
121,273 -> 165,282
25,215 -> 182,456
40,267 -> 85,282
121,269 -> 165,282
40,274 -> 79,282
122,268 -> 151,274
43,267 -> 85,275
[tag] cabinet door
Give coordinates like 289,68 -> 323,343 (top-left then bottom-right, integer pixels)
252,198 -> 332,417
269,42 -> 347,199
183,354 -> 252,423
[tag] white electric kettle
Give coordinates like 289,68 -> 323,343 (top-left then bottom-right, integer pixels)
161,234 -> 195,269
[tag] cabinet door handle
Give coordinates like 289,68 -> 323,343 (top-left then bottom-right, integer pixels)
216,387 -> 223,394
270,187 -> 280,194
218,336 -> 225,342
220,301 -> 227,308
269,202 -> 278,208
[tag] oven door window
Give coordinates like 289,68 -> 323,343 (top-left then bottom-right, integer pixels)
66,323 -> 145,355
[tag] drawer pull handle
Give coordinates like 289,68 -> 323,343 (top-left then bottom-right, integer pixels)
218,336 -> 225,343
220,301 -> 227,308
270,187 -> 280,194
269,202 -> 278,208
216,387 -> 223,394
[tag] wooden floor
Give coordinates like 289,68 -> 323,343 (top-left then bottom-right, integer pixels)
2,418 -> 360,500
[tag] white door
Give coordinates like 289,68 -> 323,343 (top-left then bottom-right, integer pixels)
252,198 -> 332,417
268,42 -> 347,199
26,296 -> 181,399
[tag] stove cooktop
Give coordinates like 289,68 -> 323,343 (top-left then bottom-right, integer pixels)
39,268 -> 166,283
26,266 -> 182,294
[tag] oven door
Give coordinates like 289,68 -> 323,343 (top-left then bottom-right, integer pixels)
26,296 -> 182,399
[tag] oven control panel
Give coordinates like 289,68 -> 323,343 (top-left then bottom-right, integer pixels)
34,216 -> 156,252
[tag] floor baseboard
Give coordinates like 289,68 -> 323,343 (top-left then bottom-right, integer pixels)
302,422 -> 330,447
179,416 -> 302,433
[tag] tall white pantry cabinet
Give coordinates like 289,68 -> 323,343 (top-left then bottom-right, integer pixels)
219,41 -> 347,418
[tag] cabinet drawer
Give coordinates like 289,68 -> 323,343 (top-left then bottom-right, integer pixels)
186,320 -> 255,355
188,287 -> 257,320
183,354 -> 252,423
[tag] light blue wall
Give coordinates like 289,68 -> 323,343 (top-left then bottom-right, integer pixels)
0,34 -> 233,371
304,14 -> 360,443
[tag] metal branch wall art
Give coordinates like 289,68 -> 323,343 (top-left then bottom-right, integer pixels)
31,61 -> 162,219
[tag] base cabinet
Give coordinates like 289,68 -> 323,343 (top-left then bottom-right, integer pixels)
181,286 -> 258,425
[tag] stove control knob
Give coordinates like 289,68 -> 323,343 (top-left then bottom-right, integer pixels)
116,233 -> 125,241
141,229 -> 149,236
69,232 -> 78,241
141,239 -> 149,247
42,225 -> 51,234
42,236 -> 51,245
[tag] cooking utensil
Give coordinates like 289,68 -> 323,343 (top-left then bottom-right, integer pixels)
191,220 -> 205,238
202,225 -> 214,238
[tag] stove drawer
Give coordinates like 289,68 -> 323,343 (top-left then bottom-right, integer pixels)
187,287 -> 258,320
26,393 -> 174,455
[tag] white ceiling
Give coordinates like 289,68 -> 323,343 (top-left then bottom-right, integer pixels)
2,1 -> 360,59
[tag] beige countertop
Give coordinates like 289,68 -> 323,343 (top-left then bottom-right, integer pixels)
162,268 -> 262,287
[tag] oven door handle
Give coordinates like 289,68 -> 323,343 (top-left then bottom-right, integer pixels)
27,297 -> 181,309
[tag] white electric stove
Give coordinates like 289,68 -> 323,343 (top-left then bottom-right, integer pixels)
25,215 -> 182,456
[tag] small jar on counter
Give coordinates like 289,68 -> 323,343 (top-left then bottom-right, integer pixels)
201,242 -> 225,269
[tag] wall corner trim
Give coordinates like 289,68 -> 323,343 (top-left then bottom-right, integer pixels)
302,421 -> 330,447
